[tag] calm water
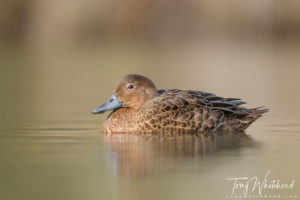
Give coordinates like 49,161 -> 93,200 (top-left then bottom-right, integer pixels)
1,40 -> 300,200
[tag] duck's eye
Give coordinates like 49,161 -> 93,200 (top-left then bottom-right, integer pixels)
127,83 -> 135,89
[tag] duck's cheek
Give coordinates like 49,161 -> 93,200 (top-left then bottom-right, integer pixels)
117,95 -> 133,108
121,103 -> 130,108
130,98 -> 145,109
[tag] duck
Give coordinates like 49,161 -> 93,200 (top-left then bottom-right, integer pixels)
92,74 -> 268,134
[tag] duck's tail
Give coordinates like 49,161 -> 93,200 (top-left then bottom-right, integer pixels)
246,107 -> 269,119
228,107 -> 269,131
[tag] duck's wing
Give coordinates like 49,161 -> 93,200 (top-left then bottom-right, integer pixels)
140,89 -> 267,133
157,89 -> 249,117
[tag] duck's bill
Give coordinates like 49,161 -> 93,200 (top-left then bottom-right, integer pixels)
92,94 -> 123,114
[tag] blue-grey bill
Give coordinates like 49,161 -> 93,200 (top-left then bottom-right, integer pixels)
92,94 -> 123,114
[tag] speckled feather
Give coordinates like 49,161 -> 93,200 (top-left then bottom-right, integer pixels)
102,89 -> 268,133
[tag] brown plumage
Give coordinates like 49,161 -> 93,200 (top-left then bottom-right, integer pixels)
92,74 -> 268,133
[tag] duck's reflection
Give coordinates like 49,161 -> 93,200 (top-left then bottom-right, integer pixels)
102,132 -> 254,178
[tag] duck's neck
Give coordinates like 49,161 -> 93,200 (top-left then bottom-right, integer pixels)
102,108 -> 139,133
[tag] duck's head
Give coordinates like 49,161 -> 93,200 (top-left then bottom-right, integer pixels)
92,74 -> 158,114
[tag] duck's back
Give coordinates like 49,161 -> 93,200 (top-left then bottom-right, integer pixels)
137,89 -> 268,133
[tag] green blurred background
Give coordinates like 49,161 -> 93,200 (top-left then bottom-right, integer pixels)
1,0 -> 300,120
